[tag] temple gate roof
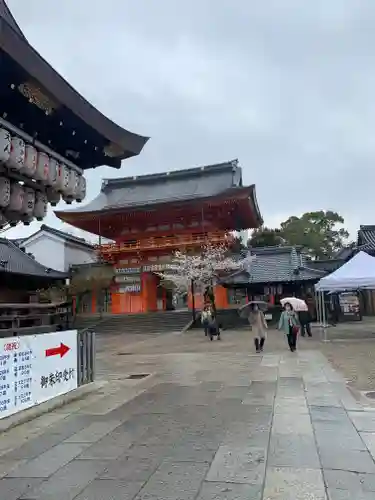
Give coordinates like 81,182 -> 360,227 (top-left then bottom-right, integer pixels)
56,160 -> 248,214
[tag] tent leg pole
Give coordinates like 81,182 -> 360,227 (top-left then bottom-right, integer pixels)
319,291 -> 324,340
314,290 -> 320,338
319,291 -> 323,338
322,292 -> 328,342
316,290 -> 321,336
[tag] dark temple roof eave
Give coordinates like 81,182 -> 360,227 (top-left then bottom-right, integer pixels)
55,186 -> 258,221
0,16 -> 149,162
0,0 -> 26,40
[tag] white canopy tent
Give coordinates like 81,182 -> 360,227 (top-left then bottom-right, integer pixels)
315,251 -> 375,292
314,251 -> 375,340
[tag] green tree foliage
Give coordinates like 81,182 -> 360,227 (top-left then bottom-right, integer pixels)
247,227 -> 284,248
247,211 -> 349,259
228,236 -> 247,254
280,210 -> 349,259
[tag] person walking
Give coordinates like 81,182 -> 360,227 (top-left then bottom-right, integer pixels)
298,308 -> 312,337
248,303 -> 267,353
201,305 -> 212,337
278,302 -> 300,352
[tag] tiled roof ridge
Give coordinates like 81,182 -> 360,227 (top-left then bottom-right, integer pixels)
40,225 -> 95,248
290,246 -> 301,271
251,245 -> 304,254
18,224 -> 95,249
101,160 -> 240,191
299,265 -> 326,276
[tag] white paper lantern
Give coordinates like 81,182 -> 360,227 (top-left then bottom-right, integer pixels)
65,169 -> 77,197
35,151 -> 49,182
22,145 -> 37,176
34,191 -> 47,220
9,183 -> 24,212
62,166 -> 70,194
76,175 -> 86,202
21,187 -> 35,216
0,128 -> 11,163
47,158 -> 59,187
55,163 -> 67,191
46,188 -> 60,206
73,173 -> 81,198
0,177 -> 10,207
7,137 -> 25,171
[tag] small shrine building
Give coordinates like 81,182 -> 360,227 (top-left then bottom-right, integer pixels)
56,160 -> 263,314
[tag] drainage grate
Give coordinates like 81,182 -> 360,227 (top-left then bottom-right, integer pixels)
117,352 -> 133,356
127,374 -> 149,380
366,391 -> 375,399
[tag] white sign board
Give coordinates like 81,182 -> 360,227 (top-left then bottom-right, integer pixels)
0,330 -> 78,420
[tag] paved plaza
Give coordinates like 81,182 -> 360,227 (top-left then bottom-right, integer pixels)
0,329 -> 375,499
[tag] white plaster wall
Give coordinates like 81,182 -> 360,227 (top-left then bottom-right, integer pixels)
64,243 -> 96,271
22,237 -> 65,272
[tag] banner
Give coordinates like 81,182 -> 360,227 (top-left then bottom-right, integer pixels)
0,330 -> 78,420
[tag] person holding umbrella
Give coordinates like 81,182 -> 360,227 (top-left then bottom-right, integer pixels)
240,301 -> 268,353
280,297 -> 311,337
278,301 -> 300,352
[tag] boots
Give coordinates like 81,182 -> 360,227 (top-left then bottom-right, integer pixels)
254,338 -> 260,353
259,337 -> 265,352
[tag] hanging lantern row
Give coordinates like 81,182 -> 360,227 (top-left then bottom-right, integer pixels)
0,177 -> 48,226
0,128 -> 86,203
0,127 -> 87,227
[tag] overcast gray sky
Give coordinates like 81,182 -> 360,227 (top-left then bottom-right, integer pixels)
5,0 -> 375,241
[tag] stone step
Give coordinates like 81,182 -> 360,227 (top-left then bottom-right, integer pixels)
77,311 -> 192,335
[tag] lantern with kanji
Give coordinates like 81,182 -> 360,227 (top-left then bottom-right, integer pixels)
7,136 -> 25,171
0,128 -> 11,163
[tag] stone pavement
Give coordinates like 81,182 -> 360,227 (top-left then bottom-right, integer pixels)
0,330 -> 375,499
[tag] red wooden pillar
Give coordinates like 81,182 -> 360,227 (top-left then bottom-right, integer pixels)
141,272 -> 157,312
214,285 -> 228,309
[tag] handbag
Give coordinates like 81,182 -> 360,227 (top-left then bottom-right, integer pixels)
288,314 -> 299,335
292,325 -> 299,335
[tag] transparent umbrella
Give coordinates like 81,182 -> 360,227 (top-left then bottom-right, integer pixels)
280,297 -> 308,311
238,300 -> 268,318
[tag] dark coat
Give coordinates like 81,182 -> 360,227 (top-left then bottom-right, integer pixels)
298,310 -> 311,324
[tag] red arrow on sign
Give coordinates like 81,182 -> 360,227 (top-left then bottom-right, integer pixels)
45,343 -> 70,358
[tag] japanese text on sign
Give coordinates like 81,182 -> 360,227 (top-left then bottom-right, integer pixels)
0,330 -> 78,419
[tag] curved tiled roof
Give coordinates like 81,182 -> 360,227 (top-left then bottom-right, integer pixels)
0,238 -> 66,278
56,161 -> 255,215
222,246 -> 325,285
358,225 -> 375,252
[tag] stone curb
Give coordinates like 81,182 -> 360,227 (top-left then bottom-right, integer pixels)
0,381 -> 106,434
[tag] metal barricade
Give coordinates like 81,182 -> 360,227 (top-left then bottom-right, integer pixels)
77,328 -> 96,386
